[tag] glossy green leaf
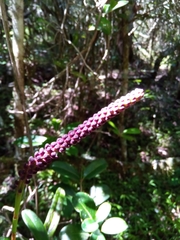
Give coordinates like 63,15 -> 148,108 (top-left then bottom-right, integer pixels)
101,217 -> 128,234
107,121 -> 120,136
90,184 -> 111,206
0,238 -> 10,240
44,187 -> 65,237
111,0 -> 128,11
98,17 -> 111,35
61,196 -> 74,218
51,118 -> 61,131
96,202 -> 111,223
90,230 -> 106,240
103,0 -> 128,14
107,120 -> 117,129
59,224 -> 89,240
72,192 -> 96,220
21,209 -> 49,240
83,159 -> 108,180
81,218 -> 99,232
51,161 -> 80,182
123,128 -> 141,135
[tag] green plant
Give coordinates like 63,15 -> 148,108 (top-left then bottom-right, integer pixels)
21,189 -> 128,240
0,89 -> 144,240
60,192 -> 128,239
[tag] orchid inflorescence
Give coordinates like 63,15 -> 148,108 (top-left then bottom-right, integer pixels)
18,88 -> 144,184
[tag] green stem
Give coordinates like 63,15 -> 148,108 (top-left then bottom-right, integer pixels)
11,180 -> 25,240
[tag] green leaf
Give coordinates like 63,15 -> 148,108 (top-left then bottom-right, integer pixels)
0,238 -> 10,240
122,134 -> 136,141
144,90 -> 156,99
123,128 -> 141,135
96,202 -> 111,223
44,187 -> 65,237
122,128 -> 141,141
14,135 -> 47,148
81,218 -> 99,233
133,79 -> 142,84
72,192 -> 96,220
51,118 -> 62,131
83,159 -> 108,180
107,120 -> 117,129
98,17 -> 111,35
103,0 -> 128,14
61,196 -> 74,218
90,230 -> 106,240
71,71 -> 87,82
107,120 -> 120,136
90,184 -> 111,206
51,161 -> 80,182
111,0 -> 128,11
101,217 -> 128,234
66,145 -> 79,157
21,209 -> 49,240
59,224 -> 89,240
88,25 -> 95,31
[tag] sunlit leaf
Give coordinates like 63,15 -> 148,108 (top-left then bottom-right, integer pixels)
101,217 -> 128,234
72,192 -> 96,220
90,184 -> 111,206
81,218 -> 99,232
21,209 -> 49,240
96,202 -> 111,223
59,224 -> 89,240
88,25 -> 95,31
103,0 -> 128,14
44,187 -> 65,237
111,0 -> 128,11
107,121 -> 120,136
51,118 -> 62,131
123,128 -> 141,135
133,79 -> 142,84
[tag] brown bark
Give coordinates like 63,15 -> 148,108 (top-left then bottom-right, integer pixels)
1,0 -> 34,160
118,5 -> 131,162
9,0 -> 25,138
119,16 -> 129,161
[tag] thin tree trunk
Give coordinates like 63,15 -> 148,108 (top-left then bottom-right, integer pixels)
9,0 -> 25,138
119,13 -> 129,161
118,5 -> 130,162
1,0 -> 33,159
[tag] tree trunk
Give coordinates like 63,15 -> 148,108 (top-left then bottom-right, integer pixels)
119,9 -> 129,162
9,0 -> 25,138
117,3 -> 134,161
0,0 -> 25,138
